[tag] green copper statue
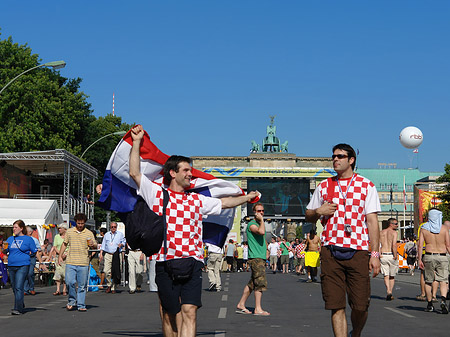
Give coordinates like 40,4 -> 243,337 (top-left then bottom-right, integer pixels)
250,116 -> 288,153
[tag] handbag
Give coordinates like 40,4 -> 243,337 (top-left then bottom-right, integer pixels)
164,257 -> 196,282
327,245 -> 356,260
125,189 -> 169,256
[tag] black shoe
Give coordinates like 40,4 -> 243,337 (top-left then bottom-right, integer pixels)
425,304 -> 435,312
441,302 -> 449,314
386,294 -> 394,301
208,284 -> 216,291
11,310 -> 22,315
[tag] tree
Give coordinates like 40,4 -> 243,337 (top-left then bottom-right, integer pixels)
437,163 -> 450,221
0,34 -> 135,226
0,35 -> 94,154
82,114 -> 132,173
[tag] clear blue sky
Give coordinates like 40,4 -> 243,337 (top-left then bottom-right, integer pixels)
1,1 -> 449,173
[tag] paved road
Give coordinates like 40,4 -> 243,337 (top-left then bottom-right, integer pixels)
0,269 -> 448,336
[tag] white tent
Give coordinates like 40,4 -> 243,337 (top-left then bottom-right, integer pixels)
0,198 -> 63,244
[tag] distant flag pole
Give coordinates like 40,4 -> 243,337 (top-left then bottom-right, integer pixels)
403,175 -> 407,235
413,148 -> 419,169
112,92 -> 115,116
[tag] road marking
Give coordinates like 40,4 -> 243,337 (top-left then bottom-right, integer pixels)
222,294 -> 228,301
224,287 -> 229,292
384,307 -> 415,318
225,281 -> 229,286
218,307 -> 227,319
215,331 -> 226,337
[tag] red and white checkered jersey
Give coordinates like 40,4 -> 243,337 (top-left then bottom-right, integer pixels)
307,174 -> 380,251
295,243 -> 306,258
138,175 -> 222,262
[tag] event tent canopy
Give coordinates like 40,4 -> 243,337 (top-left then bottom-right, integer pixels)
0,198 -> 63,244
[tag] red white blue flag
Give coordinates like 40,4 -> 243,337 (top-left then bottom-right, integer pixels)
98,127 -> 245,247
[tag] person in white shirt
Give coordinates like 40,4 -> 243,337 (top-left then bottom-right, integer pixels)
99,222 -> 125,293
267,237 -> 279,274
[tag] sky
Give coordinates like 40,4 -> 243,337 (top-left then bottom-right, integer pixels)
1,1 -> 449,173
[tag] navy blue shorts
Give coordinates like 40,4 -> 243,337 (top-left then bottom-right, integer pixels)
155,260 -> 203,314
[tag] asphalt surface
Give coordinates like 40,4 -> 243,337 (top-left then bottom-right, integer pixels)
0,268 -> 449,337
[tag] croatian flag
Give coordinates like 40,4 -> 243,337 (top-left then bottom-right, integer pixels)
98,127 -> 245,248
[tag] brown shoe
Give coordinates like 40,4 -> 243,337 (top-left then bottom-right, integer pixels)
105,287 -> 111,293
29,290 -> 36,296
111,290 -> 116,294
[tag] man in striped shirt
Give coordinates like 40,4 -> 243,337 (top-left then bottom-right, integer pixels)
58,213 -> 96,312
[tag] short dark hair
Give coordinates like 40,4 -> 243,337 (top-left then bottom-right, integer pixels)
163,155 -> 192,185
74,213 -> 87,222
99,228 -> 107,234
332,143 -> 357,170
387,218 -> 397,225
252,203 -> 264,212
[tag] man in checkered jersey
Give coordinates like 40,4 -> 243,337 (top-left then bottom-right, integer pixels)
129,125 -> 259,337
306,143 -> 381,337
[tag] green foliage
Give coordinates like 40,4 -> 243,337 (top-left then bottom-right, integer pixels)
83,114 -> 133,173
437,163 -> 450,221
0,34 -> 135,227
0,35 -> 94,154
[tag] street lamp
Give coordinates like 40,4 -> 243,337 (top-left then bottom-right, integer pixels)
0,60 -> 67,95
80,131 -> 127,159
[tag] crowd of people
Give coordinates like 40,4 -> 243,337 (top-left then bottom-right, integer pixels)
1,137 -> 449,337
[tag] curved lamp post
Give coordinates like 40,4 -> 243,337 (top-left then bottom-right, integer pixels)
80,130 -> 127,159
0,60 -> 66,95
80,130 -> 127,230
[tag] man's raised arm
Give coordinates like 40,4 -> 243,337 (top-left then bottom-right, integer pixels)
129,125 -> 144,189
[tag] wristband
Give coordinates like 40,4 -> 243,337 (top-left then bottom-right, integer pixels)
370,251 -> 380,258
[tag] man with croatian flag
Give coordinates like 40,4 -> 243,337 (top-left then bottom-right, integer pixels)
125,125 -> 259,337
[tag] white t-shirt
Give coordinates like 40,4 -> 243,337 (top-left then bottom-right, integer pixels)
268,242 -> 279,256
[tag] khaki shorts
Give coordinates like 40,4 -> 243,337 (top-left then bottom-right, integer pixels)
380,254 -> 398,277
53,262 -> 66,281
320,247 -> 370,311
269,255 -> 278,266
423,254 -> 449,283
280,255 -> 289,265
247,258 -> 267,292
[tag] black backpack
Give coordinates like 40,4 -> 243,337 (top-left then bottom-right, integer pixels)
407,244 -> 417,257
125,189 -> 169,256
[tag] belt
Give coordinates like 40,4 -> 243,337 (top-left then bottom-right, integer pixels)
425,252 -> 446,256
381,252 -> 393,255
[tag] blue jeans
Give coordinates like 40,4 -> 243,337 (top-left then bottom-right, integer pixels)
24,256 -> 36,293
65,264 -> 89,309
8,265 -> 29,312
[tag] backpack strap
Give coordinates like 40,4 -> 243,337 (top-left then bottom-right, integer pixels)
321,177 -> 336,226
161,188 -> 169,261
325,177 -> 336,203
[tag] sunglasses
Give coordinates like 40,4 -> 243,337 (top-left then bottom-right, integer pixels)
332,154 -> 349,160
